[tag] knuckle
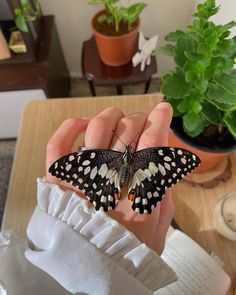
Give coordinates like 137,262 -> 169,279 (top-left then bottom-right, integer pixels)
62,117 -> 80,127
104,106 -> 123,114
89,116 -> 107,130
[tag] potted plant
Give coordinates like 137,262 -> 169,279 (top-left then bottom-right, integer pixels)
160,0 -> 236,173
14,0 -> 41,39
89,0 -> 147,66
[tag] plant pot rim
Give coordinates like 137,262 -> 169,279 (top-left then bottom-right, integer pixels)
171,118 -> 236,154
91,9 -> 140,39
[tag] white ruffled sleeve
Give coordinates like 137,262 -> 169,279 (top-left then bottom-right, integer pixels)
25,178 -> 177,295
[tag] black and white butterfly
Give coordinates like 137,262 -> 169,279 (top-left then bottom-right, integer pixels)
49,145 -> 200,214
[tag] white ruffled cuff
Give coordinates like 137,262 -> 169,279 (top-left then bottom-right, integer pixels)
26,178 -> 177,294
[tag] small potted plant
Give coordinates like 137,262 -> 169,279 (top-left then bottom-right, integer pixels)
14,0 -> 41,39
89,0 -> 147,66
160,0 -> 236,172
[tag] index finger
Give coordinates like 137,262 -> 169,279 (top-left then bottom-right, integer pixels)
46,118 -> 90,183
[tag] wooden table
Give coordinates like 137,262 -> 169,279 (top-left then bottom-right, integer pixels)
82,38 -> 157,96
2,95 -> 236,294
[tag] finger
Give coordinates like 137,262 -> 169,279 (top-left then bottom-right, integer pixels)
46,118 -> 90,183
110,112 -> 147,152
137,102 -> 173,150
151,190 -> 175,254
85,107 -> 124,149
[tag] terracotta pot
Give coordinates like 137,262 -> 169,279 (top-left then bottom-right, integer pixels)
92,10 -> 139,66
169,118 -> 236,173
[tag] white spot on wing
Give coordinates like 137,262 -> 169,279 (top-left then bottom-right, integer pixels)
108,195 -> 113,202
69,155 -> 75,161
158,149 -> 164,156
149,162 -> 158,175
144,168 -> 152,178
135,197 -> 141,204
158,163 -> 166,176
98,163 -> 108,178
82,160 -> 90,166
164,156 -> 171,162
153,191 -> 159,197
84,166 -> 91,175
101,195 -> 107,203
90,152 -> 96,159
177,150 -> 183,155
142,198 -> 148,205
181,158 -> 187,164
147,192 -> 152,199
164,162 -> 171,170
92,183 -> 97,189
90,166 -> 97,180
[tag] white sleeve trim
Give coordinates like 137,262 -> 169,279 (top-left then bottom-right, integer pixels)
36,178 -> 177,291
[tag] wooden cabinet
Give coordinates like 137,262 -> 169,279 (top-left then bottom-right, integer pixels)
0,15 -> 70,98
0,1 -> 70,138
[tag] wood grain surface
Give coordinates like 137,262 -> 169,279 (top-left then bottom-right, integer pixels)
2,94 -> 236,294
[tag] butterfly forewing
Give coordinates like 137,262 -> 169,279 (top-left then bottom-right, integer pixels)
49,149 -> 123,211
128,147 -> 201,214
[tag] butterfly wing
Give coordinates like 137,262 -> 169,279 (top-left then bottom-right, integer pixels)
129,147 -> 201,214
49,149 -> 123,211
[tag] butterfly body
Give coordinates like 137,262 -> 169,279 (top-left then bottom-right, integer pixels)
49,145 -> 201,214
120,145 -> 133,187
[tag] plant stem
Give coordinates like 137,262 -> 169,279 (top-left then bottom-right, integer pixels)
218,125 -> 224,134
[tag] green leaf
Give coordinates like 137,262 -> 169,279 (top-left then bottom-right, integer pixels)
161,74 -> 192,98
197,42 -> 210,54
223,108 -> 236,138
15,15 -> 28,32
164,97 -> 182,116
218,21 -> 236,36
165,30 -> 186,42
194,79 -> 209,93
205,97 -> 233,111
158,44 -> 175,56
177,99 -> 191,113
201,100 -> 222,124
207,83 -> 236,104
214,73 -> 236,94
206,31 -> 219,49
192,100 -> 203,114
20,0 -> 29,6
174,37 -> 193,66
127,3 -> 147,24
183,111 -> 205,136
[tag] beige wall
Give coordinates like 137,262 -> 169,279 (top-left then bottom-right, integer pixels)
40,0 -> 195,77
40,0 -> 235,77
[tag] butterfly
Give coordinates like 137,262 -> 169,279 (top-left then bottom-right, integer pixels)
49,143 -> 201,214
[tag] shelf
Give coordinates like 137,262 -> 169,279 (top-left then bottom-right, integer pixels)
0,20 -> 34,64
0,15 -> 70,98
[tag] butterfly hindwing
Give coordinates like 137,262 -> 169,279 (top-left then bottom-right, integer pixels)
128,147 -> 201,214
49,149 -> 123,211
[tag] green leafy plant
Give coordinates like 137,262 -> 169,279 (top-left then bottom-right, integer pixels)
160,0 -> 236,139
14,0 -> 40,33
89,0 -> 147,33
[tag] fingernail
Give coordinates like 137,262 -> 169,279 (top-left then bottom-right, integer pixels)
82,117 -> 92,121
155,102 -> 171,110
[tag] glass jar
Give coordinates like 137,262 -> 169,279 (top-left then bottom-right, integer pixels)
213,192 -> 236,241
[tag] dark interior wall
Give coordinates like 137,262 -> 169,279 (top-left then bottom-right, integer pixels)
0,0 -> 13,20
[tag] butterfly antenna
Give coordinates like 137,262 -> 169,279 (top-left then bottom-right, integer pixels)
129,132 -> 140,146
112,130 -> 126,147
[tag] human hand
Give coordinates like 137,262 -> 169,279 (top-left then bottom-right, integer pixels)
46,102 -> 174,254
